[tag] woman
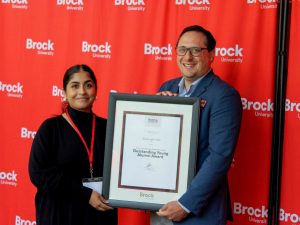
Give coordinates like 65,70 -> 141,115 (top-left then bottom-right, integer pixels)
29,64 -> 117,225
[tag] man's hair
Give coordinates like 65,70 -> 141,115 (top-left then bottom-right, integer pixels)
176,25 -> 216,51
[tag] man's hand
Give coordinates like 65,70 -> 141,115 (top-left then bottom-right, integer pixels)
156,91 -> 178,96
156,201 -> 188,222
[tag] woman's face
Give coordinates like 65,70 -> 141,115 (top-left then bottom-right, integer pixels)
64,70 -> 97,112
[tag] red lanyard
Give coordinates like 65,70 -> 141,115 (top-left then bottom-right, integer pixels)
65,109 -> 96,178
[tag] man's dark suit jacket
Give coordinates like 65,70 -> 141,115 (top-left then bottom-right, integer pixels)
159,70 -> 243,225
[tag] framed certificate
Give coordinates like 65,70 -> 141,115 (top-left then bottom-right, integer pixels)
103,93 -> 200,210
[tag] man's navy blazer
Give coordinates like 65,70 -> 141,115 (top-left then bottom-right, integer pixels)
159,71 -> 243,225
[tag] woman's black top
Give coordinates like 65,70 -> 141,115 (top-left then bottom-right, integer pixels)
29,107 -> 117,225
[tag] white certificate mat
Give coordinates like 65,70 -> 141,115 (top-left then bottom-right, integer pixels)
119,112 -> 182,191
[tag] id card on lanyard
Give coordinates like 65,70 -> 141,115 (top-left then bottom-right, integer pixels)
82,177 -> 103,194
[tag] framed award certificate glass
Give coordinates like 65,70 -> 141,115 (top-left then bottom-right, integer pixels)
103,93 -> 199,210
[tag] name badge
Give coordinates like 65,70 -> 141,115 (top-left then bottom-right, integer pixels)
82,177 -> 102,194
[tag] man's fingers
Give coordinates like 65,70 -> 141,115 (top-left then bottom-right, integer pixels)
159,203 -> 168,211
156,91 -> 178,96
156,203 -> 168,216
156,210 -> 166,216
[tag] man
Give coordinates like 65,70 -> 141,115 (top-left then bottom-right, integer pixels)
156,25 -> 243,225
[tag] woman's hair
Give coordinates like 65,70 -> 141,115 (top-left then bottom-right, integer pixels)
63,64 -> 97,90
61,64 -> 97,112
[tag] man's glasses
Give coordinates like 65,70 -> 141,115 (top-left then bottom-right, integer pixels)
176,46 -> 208,57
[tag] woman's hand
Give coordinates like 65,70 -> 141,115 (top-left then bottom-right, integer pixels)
89,191 -> 114,211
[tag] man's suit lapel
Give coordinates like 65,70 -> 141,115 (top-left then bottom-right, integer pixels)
190,71 -> 215,98
169,79 -> 180,93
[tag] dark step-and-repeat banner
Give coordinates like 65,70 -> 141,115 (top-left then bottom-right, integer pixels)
0,1 -> 299,225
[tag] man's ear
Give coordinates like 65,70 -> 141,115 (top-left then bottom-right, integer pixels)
210,50 -> 215,61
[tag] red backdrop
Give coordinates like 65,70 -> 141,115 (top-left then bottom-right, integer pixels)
0,1 -> 298,225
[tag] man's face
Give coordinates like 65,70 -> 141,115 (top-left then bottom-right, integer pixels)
176,31 -> 214,82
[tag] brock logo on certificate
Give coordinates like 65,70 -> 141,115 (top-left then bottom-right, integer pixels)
102,93 -> 200,210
